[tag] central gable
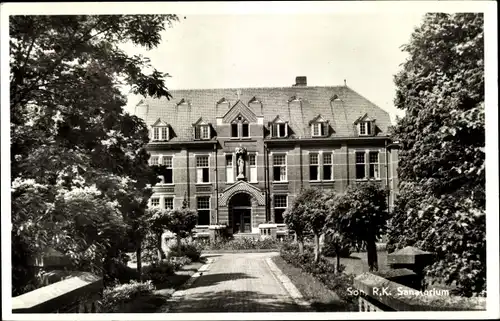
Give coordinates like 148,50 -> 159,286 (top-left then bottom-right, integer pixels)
219,181 -> 265,206
222,100 -> 257,123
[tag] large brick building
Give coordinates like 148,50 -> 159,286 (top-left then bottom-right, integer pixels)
134,76 -> 399,239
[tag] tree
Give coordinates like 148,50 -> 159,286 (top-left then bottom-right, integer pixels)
284,188 -> 329,262
334,182 -> 388,272
10,15 -> 178,294
323,194 -> 352,273
387,13 -> 485,296
146,207 -> 171,262
165,208 -> 198,251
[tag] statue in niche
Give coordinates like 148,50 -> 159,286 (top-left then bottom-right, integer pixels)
237,155 -> 245,180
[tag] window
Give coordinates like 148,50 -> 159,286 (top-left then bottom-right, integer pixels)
309,153 -> 320,181
197,196 -> 210,225
164,197 -> 174,210
311,122 -> 328,137
164,156 -> 173,184
226,154 -> 234,183
356,152 -> 366,179
323,153 -> 333,180
358,122 -> 373,136
195,125 -> 210,140
150,155 -> 159,166
272,123 -> 288,138
249,154 -> 257,182
273,154 -> 287,181
152,126 -> 169,141
196,155 -> 210,183
150,197 -> 160,208
274,195 -> 287,224
242,123 -> 249,137
231,123 -> 238,137
369,151 -> 380,179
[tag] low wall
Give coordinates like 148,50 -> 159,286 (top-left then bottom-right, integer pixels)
12,271 -> 102,313
353,272 -> 486,311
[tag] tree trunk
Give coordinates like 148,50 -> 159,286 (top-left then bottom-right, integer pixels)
366,236 -> 378,272
136,239 -> 142,282
176,234 -> 182,253
313,233 -> 320,263
156,232 -> 163,262
298,240 -> 304,254
336,245 -> 341,274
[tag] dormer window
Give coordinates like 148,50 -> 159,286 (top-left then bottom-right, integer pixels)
269,116 -> 288,138
309,115 -> 329,137
193,118 -> 212,140
151,119 -> 170,141
358,122 -> 372,136
355,114 -> 375,136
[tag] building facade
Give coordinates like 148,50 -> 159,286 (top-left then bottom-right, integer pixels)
135,76 -> 399,239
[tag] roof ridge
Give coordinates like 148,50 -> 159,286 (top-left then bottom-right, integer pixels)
165,85 -> 346,91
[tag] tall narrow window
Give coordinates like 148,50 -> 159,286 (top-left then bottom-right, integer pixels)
150,156 -> 159,166
249,154 -> 257,182
323,153 -> 333,181
153,127 -> 160,140
272,123 -> 287,138
369,151 -> 380,179
273,154 -> 287,181
196,156 -> 210,183
274,195 -> 287,224
231,123 -> 238,137
161,127 -> 169,140
201,125 -> 210,139
150,197 -> 160,208
358,122 -> 373,136
226,154 -> 234,183
196,196 -> 210,225
164,156 -> 173,184
356,152 -> 366,179
242,123 -> 249,137
309,153 -> 319,181
164,197 -> 174,210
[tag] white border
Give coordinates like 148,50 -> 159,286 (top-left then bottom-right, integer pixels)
1,1 -> 498,320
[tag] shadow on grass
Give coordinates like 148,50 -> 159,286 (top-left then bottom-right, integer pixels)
167,290 -> 302,312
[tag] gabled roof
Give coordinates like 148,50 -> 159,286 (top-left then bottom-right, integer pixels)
151,118 -> 169,127
222,100 -> 257,123
269,115 -> 287,124
192,117 -> 210,126
136,85 -> 392,141
309,114 -> 328,125
354,113 -> 376,124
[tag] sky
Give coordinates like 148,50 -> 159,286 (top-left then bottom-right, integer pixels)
121,13 -> 426,123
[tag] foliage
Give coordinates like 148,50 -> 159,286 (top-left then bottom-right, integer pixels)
105,257 -> 140,284
168,242 -> 202,262
388,13 -> 485,296
280,244 -> 354,303
200,237 -> 281,251
142,261 -> 178,284
329,182 -> 388,271
284,188 -> 330,259
165,208 -> 198,249
101,280 -> 156,313
10,15 -> 179,294
321,235 -> 352,258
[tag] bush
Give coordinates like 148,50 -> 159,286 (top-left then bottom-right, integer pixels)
280,244 -> 355,303
168,242 -> 202,262
321,241 -> 352,258
202,237 -> 282,251
101,280 -> 156,312
142,261 -> 177,284
104,258 -> 139,284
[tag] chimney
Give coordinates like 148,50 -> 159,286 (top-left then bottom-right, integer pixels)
294,76 -> 307,86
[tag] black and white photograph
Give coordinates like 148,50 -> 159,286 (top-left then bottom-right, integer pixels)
1,1 -> 498,319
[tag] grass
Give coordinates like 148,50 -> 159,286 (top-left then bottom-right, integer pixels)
271,256 -> 357,312
325,250 -> 389,275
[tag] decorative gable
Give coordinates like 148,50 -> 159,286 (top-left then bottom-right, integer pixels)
151,118 -> 171,141
222,100 -> 257,123
152,118 -> 168,127
192,117 -> 212,140
308,114 -> 328,125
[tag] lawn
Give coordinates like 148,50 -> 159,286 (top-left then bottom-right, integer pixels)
271,256 -> 357,312
326,250 -> 389,276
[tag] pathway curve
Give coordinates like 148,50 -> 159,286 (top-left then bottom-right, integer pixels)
167,252 -> 302,312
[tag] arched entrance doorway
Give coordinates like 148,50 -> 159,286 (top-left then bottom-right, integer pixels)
229,193 -> 252,234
